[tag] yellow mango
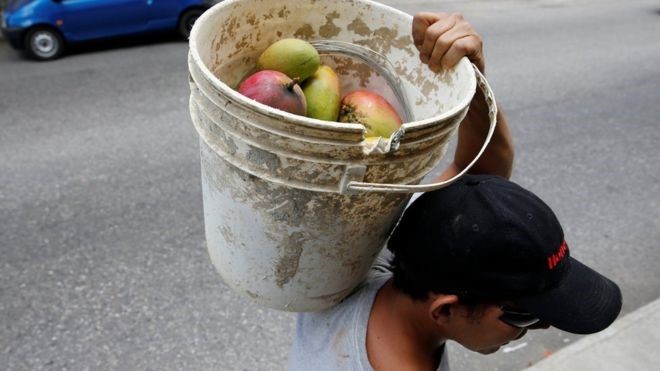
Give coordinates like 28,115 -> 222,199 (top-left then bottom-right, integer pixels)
257,39 -> 320,81
302,65 -> 341,121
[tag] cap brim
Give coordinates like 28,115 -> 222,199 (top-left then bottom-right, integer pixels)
517,257 -> 622,334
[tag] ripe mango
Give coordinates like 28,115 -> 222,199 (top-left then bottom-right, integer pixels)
257,39 -> 321,81
302,65 -> 341,121
339,90 -> 402,138
238,70 -> 307,116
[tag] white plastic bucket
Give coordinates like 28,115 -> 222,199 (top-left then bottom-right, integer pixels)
188,0 -> 497,311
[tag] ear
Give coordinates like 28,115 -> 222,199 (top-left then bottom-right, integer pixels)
429,294 -> 460,324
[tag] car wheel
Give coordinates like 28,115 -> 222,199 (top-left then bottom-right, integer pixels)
25,27 -> 64,61
178,9 -> 204,39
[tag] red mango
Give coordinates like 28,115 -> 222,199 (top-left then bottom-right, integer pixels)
238,70 -> 307,116
338,90 -> 402,138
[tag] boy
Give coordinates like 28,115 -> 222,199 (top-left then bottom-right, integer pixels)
287,12 -> 622,371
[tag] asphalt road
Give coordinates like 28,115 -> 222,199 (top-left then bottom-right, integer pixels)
1,0 -> 659,370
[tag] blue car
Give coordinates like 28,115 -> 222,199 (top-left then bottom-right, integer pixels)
1,0 -> 214,60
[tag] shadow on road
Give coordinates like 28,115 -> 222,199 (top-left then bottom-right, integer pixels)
0,30 -> 186,62
64,31 -> 186,58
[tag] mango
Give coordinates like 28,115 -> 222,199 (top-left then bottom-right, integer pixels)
339,90 -> 403,138
238,70 -> 307,116
302,65 -> 341,121
257,39 -> 321,81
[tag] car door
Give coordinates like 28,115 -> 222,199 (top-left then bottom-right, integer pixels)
57,0 -> 150,41
144,0 -> 181,30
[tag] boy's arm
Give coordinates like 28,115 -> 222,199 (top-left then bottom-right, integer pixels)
412,12 -> 514,180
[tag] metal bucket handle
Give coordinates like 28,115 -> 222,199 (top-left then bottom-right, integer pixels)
311,40 -> 415,123
343,64 -> 497,194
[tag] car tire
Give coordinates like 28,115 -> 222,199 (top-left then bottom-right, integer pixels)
178,9 -> 204,40
24,27 -> 64,61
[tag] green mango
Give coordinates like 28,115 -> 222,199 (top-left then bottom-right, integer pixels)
257,39 -> 320,81
302,65 -> 341,121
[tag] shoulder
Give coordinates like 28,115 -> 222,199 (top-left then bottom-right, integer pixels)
288,275 -> 390,371
296,273 -> 390,333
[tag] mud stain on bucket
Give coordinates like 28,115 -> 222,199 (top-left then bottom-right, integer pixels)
218,224 -> 236,245
213,35 -> 221,52
234,34 -> 251,52
348,17 -> 371,36
294,24 -> 315,39
246,13 -> 259,26
391,35 -> 415,57
246,147 -> 281,172
275,231 -> 305,287
245,290 -> 259,299
353,26 -> 398,55
319,11 -> 341,38
278,6 -> 291,18
325,55 -> 373,88
348,17 -> 415,59
219,16 -> 240,45
259,189 -> 314,226
201,111 -> 239,155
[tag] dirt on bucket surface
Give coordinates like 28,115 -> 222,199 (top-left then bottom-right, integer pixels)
275,232 -> 305,287
319,11 -> 342,38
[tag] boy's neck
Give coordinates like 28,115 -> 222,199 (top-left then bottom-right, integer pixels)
366,279 -> 447,371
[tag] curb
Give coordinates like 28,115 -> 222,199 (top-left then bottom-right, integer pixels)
525,297 -> 660,370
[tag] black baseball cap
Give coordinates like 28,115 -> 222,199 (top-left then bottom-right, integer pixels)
387,174 -> 622,334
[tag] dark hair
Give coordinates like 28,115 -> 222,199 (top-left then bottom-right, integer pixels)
387,249 -> 482,303
388,248 -> 497,321
387,250 -> 436,301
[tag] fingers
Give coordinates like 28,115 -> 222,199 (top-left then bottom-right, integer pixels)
427,24 -> 469,71
412,12 -> 445,49
418,13 -> 456,64
432,33 -> 484,73
412,12 -> 485,73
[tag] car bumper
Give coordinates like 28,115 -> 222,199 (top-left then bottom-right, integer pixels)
1,27 -> 24,50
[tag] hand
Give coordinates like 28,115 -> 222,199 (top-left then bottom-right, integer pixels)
416,15 -> 513,181
412,12 -> 485,73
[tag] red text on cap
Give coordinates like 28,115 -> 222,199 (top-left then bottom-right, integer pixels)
547,240 -> 568,270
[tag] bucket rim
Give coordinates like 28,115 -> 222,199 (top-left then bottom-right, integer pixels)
189,0 -> 476,136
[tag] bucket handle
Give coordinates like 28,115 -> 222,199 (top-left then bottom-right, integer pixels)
343,64 -> 497,194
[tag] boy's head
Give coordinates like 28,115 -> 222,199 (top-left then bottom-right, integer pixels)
387,175 -> 621,337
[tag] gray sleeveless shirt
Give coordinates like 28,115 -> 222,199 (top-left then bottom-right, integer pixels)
287,261 -> 450,371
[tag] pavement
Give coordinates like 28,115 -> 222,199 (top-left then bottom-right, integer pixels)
525,298 -> 660,371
